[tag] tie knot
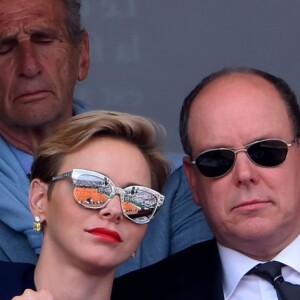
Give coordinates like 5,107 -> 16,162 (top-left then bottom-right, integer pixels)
247,261 -> 300,300
248,261 -> 284,283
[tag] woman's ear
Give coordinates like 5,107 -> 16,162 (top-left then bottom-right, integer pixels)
29,179 -> 49,221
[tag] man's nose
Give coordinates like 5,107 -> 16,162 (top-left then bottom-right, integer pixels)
17,41 -> 42,78
232,151 -> 260,186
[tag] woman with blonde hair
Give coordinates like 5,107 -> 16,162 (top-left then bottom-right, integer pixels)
1,110 -> 170,300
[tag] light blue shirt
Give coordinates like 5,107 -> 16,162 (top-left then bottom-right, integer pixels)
9,146 -> 33,176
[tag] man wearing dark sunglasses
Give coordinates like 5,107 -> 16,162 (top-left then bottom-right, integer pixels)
112,67 -> 300,300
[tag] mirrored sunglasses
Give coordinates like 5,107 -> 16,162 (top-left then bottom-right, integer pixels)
191,138 -> 297,178
50,169 -> 164,224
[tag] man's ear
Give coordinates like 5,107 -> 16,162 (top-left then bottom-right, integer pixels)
77,30 -> 90,81
183,155 -> 202,206
29,179 -> 49,221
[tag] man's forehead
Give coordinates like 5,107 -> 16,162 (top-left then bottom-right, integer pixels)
188,73 -> 293,146
0,0 -> 65,29
0,4 -> 67,39
192,73 -> 284,110
0,0 -> 61,8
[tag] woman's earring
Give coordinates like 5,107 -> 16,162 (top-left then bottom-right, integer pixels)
131,251 -> 136,259
33,216 -> 42,232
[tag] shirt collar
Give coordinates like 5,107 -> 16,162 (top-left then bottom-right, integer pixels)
218,242 -> 258,299
218,234 -> 300,299
274,234 -> 300,273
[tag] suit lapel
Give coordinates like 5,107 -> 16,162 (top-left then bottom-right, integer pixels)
173,239 -> 224,300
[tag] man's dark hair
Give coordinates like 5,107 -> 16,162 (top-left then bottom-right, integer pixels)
62,0 -> 84,46
179,67 -> 300,157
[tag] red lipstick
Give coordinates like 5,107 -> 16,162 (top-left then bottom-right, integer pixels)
85,227 -> 123,243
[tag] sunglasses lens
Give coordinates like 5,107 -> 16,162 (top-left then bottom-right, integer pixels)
248,140 -> 288,167
73,174 -> 113,208
122,187 -> 159,224
195,149 -> 235,178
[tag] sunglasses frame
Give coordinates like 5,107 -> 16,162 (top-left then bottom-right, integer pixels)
191,138 -> 297,179
50,168 -> 164,224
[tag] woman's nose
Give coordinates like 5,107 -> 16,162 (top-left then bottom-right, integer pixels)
98,195 -> 124,224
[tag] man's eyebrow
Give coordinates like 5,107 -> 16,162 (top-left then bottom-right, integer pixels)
0,29 -> 60,45
0,27 -> 59,38
0,33 -> 18,43
28,28 -> 59,36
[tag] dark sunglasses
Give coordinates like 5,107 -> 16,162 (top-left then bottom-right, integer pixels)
50,169 -> 164,224
191,138 -> 297,178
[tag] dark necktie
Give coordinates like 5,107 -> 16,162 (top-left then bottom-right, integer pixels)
248,261 -> 300,300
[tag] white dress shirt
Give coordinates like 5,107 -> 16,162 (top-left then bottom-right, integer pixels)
218,234 -> 300,299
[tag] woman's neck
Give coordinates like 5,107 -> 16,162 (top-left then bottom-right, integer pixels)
34,251 -> 115,300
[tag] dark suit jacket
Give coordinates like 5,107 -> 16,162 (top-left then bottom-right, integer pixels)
0,260 -> 35,299
112,239 -> 224,300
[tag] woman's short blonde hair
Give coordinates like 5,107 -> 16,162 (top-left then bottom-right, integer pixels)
31,110 -> 171,192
